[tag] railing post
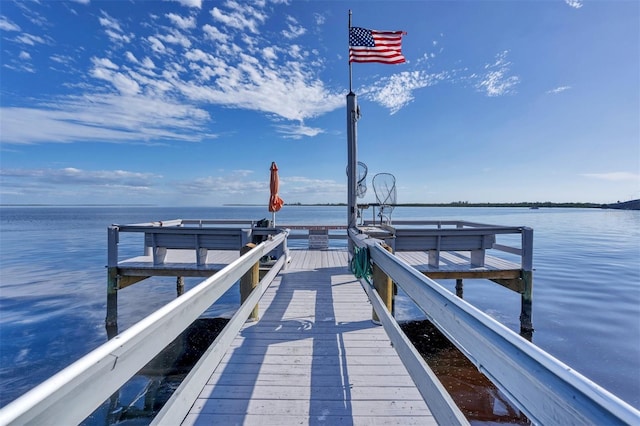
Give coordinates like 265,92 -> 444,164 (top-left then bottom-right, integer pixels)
372,244 -> 394,323
240,243 -> 259,321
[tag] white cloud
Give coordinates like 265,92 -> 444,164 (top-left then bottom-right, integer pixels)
0,93 -> 213,144
364,71 -> 449,114
141,57 -> 156,69
148,36 -> 168,54
565,0 -> 583,9
2,0 -> 345,144
170,0 -> 202,8
582,172 -> 640,182
547,85 -> 571,94
50,54 -> 73,65
210,2 -> 266,34
177,174 -> 265,196
275,123 -> 324,139
104,29 -> 132,44
281,176 -> 344,197
262,46 -> 277,62
15,33 -> 47,46
19,51 -> 31,60
0,167 -> 161,202
476,50 -> 520,97
202,24 -> 229,43
157,30 -> 192,48
166,13 -> 196,30
98,12 -> 123,32
0,16 -> 21,32
125,51 -> 139,63
91,57 -> 119,70
1,167 -> 160,186
99,12 -> 134,44
282,16 -> 306,40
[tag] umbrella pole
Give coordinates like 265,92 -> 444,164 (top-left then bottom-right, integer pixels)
272,212 -> 275,227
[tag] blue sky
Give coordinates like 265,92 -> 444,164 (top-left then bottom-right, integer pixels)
1,0 -> 638,206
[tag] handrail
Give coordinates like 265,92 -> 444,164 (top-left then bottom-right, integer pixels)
364,219 -> 508,228
352,240 -> 469,424
350,230 -> 640,425
152,252 -> 287,425
0,232 -> 288,426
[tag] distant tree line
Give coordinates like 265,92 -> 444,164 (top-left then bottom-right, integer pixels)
288,201 -> 605,208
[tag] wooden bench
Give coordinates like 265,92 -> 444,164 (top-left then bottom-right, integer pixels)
144,228 -> 252,265
390,228 -> 496,268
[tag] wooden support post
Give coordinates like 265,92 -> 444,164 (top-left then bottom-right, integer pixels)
106,267 -> 118,339
240,243 -> 259,321
176,276 -> 185,296
455,279 -> 464,298
520,270 -> 534,340
106,226 -> 119,338
372,244 -> 393,323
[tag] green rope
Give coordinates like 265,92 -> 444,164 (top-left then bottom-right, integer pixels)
350,246 -> 372,285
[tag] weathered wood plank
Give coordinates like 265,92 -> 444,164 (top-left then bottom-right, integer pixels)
197,384 -> 425,401
205,371 -> 419,387
182,248 -> 435,424
189,398 -> 432,416
182,413 -> 434,426
210,361 -> 415,377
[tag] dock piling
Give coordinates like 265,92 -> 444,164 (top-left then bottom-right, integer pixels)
106,226 -> 119,338
455,278 -> 464,298
177,276 -> 185,296
106,267 -> 118,338
520,270 -> 534,339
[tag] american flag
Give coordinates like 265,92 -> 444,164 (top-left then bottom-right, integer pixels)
349,27 -> 406,64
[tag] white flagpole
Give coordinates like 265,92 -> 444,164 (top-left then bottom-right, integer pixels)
347,9 -> 358,242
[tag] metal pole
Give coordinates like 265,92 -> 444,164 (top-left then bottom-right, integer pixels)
348,10 -> 353,93
347,93 -> 358,233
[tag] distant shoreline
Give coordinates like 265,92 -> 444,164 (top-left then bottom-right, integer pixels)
1,200 -> 637,210
227,202 -> 614,209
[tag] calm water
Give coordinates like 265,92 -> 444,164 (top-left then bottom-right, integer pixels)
0,206 -> 638,412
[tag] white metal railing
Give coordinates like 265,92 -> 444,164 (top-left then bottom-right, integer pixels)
151,252 -> 286,425
350,230 -> 640,425
354,253 -> 470,425
0,232 -> 288,426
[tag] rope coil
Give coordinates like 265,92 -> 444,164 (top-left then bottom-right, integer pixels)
350,246 -> 372,285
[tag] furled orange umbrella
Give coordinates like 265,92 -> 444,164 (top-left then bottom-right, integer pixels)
268,162 -> 284,225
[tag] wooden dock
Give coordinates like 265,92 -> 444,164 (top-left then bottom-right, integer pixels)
4,220 -> 637,426
180,249 -> 436,425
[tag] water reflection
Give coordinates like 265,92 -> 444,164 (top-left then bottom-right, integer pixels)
400,320 -> 530,425
84,318 -> 229,425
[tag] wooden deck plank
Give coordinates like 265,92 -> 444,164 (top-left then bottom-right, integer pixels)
188,398 -> 431,416
182,413 -> 433,426
183,249 -> 436,425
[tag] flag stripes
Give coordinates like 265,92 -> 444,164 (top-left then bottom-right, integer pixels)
349,27 -> 406,64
